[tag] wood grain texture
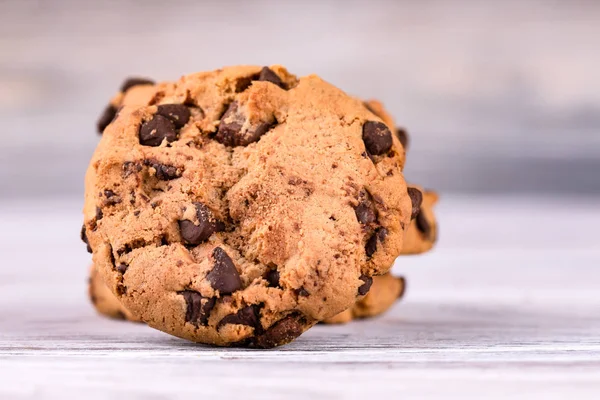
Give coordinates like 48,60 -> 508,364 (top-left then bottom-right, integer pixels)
0,196 -> 599,398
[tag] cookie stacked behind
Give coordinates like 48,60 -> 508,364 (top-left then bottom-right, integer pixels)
83,66 -> 437,347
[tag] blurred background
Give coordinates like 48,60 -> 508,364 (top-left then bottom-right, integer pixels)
1,0 -> 599,200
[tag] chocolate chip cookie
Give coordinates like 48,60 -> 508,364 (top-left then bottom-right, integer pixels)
83,65 -> 412,347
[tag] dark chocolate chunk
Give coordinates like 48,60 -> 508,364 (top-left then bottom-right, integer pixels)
257,67 -> 285,89
407,187 -> 423,220
297,287 -> 309,297
365,235 -> 377,258
355,191 -> 378,225
116,264 -> 128,274
120,77 -> 155,93
362,121 -> 392,155
103,189 -> 121,206
250,314 -> 305,349
178,203 -> 225,245
154,164 -> 180,181
214,102 -> 243,146
80,225 -> 92,253
139,115 -> 178,146
180,290 -> 216,326
395,127 -> 409,150
144,159 -> 181,181
156,104 -> 191,129
218,305 -> 260,329
215,102 -> 274,147
266,270 -> 280,288
206,247 -> 242,294
365,227 -> 388,258
97,104 -> 117,134
95,207 -> 103,221
416,211 -> 431,237
358,274 -> 373,295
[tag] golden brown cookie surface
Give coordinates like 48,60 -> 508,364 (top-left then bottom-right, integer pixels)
83,66 -> 412,347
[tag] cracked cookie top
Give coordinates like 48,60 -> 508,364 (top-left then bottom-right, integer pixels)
83,65 -> 411,347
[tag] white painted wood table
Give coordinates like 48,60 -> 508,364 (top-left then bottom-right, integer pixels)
1,196 -> 599,399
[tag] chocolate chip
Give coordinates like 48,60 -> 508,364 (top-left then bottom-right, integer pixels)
407,187 -> 423,220
144,159 -> 181,181
355,195 -> 377,225
250,314 -> 305,349
365,235 -> 377,258
120,77 -> 154,93
266,270 -> 280,288
80,225 -> 92,253
156,104 -> 191,129
178,202 -> 225,245
178,222 -> 204,244
103,189 -> 121,206
297,287 -> 309,297
258,67 -> 285,89
358,274 -> 373,295
218,305 -> 260,329
207,247 -> 242,294
416,211 -> 431,237
180,290 -> 216,326
215,103 -> 243,146
395,127 -> 409,150
95,207 -> 103,221
365,227 -> 388,258
397,276 -> 407,299
97,104 -> 117,134
154,164 -> 180,180
362,121 -> 392,155
116,264 -> 128,274
215,102 -> 274,147
139,115 -> 178,146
